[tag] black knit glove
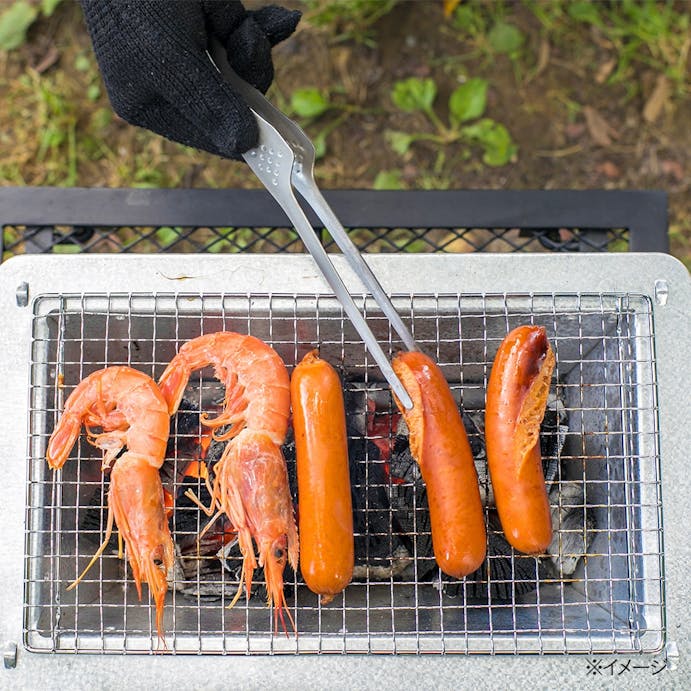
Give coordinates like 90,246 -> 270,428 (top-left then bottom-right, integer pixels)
80,1 -> 301,159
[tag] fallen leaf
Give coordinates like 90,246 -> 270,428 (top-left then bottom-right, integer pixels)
526,38 -> 550,84
595,58 -> 616,84
33,43 -> 59,73
402,163 -> 418,181
596,161 -> 621,179
535,144 -> 583,158
589,26 -> 614,51
443,0 -> 462,18
564,122 -> 585,140
535,39 -> 550,76
643,75 -> 669,124
334,46 -> 355,96
442,233 -> 476,253
559,228 -> 576,243
583,105 -> 619,147
660,159 -> 684,182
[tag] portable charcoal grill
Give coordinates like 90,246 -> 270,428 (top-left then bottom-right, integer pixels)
0,188 -> 689,687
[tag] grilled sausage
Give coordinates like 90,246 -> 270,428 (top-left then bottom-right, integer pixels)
291,350 -> 353,604
392,351 -> 486,579
485,325 -> 555,555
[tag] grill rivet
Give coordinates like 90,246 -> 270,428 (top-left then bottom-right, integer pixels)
654,279 -> 669,306
15,282 -> 29,307
3,641 -> 17,669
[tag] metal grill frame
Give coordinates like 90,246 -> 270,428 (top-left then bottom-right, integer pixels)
0,253 -> 688,685
0,188 -> 669,259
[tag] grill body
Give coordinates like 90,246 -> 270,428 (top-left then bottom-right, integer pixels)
1,253 -> 688,684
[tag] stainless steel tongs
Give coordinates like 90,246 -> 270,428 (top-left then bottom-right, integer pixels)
208,39 -> 416,409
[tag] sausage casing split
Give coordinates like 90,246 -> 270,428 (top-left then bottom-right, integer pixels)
291,350 -> 354,604
392,351 -> 486,579
485,325 -> 555,555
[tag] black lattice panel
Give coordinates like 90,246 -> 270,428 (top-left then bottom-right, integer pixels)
0,188 -> 668,262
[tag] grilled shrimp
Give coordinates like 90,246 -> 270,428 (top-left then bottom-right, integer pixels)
46,366 -> 173,645
158,332 -> 298,633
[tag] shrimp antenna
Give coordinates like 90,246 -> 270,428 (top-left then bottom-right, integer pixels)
275,590 -> 296,637
66,503 -> 115,591
226,558 -> 247,611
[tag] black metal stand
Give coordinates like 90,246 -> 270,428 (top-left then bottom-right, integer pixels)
0,188 -> 669,261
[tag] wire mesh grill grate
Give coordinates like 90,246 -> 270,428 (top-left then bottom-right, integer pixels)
25,291 -> 663,654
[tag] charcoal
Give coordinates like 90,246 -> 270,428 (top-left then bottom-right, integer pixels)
279,428 -> 298,504
78,482 -> 119,551
540,393 -> 569,485
160,397 -> 205,490
546,481 -> 596,577
170,543 -> 241,600
385,391 -> 584,601
454,516 -> 546,601
387,434 -> 432,576
170,397 -> 204,437
161,386 -> 582,604
462,410 -> 487,460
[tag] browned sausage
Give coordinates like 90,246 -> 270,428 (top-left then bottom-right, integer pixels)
291,350 -> 353,604
392,351 -> 486,579
485,325 -> 555,555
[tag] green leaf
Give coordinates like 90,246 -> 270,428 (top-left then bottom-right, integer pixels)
461,118 -> 517,167
462,118 -> 499,139
39,126 -> 65,152
313,131 -> 327,159
206,238 -> 233,253
87,84 -> 100,102
449,78 -> 488,125
155,226 -> 181,248
52,243 -> 81,254
391,77 -> 437,113
74,53 -> 91,72
0,1 -> 39,51
41,0 -> 63,17
373,170 -> 404,190
290,88 -> 330,118
488,21 -> 524,54
91,107 -> 112,130
567,1 -> 603,27
401,238 -> 429,253
452,4 -> 485,35
385,130 -> 414,155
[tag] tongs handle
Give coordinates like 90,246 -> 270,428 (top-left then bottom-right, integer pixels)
208,40 -> 414,409
293,179 -> 417,353
208,42 -> 416,354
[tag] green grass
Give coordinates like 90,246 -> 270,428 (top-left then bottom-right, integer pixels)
526,0 -> 690,92
302,0 -> 399,46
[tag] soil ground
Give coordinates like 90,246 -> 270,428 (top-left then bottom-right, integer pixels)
1,0 -> 689,266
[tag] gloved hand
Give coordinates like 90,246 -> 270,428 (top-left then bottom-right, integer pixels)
80,1 -> 301,159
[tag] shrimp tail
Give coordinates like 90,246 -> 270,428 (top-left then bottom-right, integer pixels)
46,412 -> 82,470
157,359 -> 191,416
